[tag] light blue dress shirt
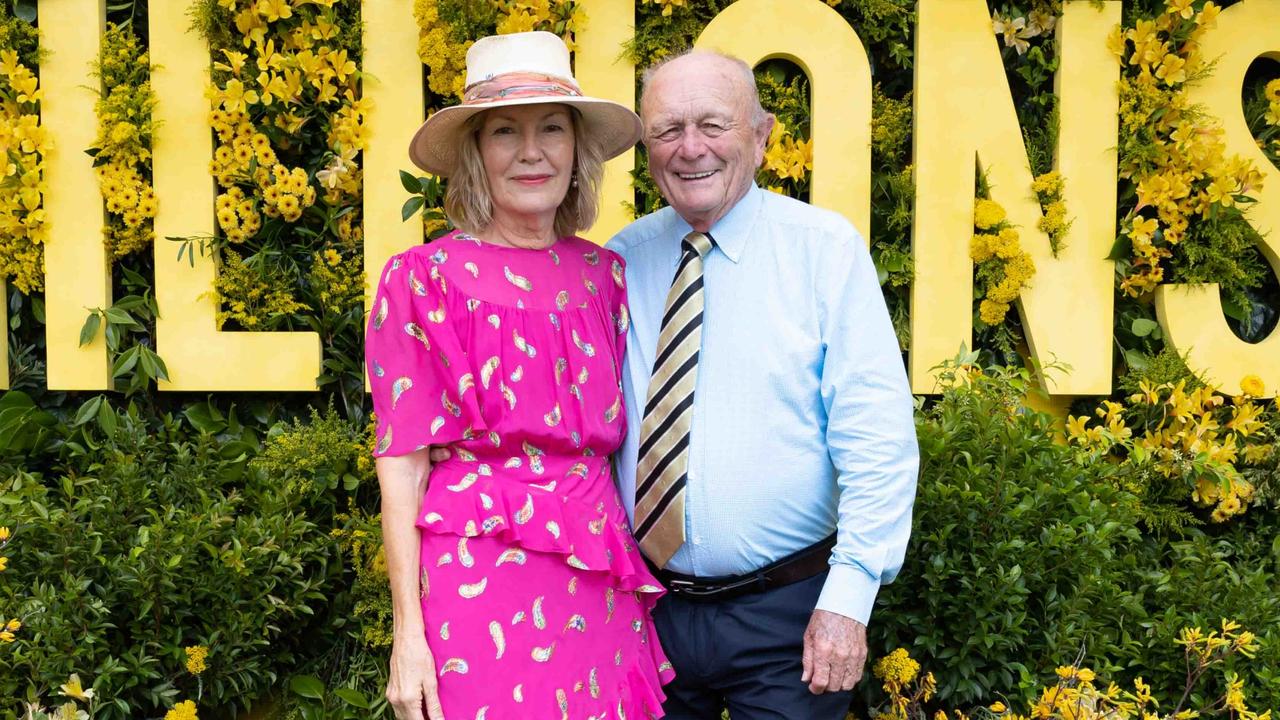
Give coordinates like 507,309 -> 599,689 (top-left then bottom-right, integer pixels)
607,185 -> 919,624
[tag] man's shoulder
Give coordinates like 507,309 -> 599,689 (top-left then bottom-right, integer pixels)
757,192 -> 865,266
759,191 -> 861,245
606,206 -> 679,259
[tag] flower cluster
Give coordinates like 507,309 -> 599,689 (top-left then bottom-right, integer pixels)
1066,374 -> 1275,522
873,648 -> 937,720
761,119 -> 813,191
306,247 -> 364,317
991,7 -> 1057,56
214,185 -> 263,244
414,0 -> 472,99
332,503 -> 394,649
0,525 -> 15,644
91,24 -> 159,258
1110,0 -> 1266,298
21,674 -> 99,720
261,164 -> 317,222
0,40 -> 49,294
164,700 -> 199,720
970,198 -> 1036,325
212,249 -> 307,329
415,0 -> 585,102
876,623 -> 1269,720
1032,171 -> 1069,256
193,0 -> 367,330
184,645 -> 208,675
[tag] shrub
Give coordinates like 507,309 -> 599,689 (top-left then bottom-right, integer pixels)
869,364 -> 1147,705
0,395 -> 340,720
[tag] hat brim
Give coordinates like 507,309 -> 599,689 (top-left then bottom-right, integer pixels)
408,96 -> 643,177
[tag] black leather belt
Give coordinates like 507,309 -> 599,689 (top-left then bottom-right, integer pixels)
653,534 -> 837,602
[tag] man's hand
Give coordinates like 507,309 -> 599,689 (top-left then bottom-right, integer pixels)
800,609 -> 867,694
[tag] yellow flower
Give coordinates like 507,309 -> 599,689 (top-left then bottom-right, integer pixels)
873,648 -> 920,689
1239,374 -> 1265,397
219,79 -> 260,113
256,0 -> 293,22
1192,2 -> 1221,30
1166,0 -> 1194,19
990,702 -> 1008,713
185,645 -> 209,675
164,700 -> 199,720
59,674 -> 95,702
0,49 -> 22,76
217,49 -> 248,75
0,526 -> 10,542
979,298 -> 1011,325
973,199 -> 1006,230
0,556 -> 8,572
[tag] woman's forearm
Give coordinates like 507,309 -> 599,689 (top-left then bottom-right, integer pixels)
376,453 -> 433,637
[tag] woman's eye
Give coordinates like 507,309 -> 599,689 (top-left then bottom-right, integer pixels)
544,123 -> 565,133
492,126 -> 514,135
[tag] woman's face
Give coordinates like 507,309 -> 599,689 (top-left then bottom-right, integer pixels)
477,104 -> 576,227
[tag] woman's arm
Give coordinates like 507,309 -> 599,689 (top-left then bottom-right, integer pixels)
377,451 -> 444,720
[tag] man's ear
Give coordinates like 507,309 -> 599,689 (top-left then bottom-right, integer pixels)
758,113 -> 776,148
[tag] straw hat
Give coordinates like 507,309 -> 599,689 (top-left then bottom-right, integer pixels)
408,31 -> 642,177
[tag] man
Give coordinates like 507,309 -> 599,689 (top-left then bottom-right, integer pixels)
607,50 -> 919,719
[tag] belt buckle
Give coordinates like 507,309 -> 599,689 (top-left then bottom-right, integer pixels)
667,574 -> 758,600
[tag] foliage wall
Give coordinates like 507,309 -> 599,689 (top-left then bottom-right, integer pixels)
0,0 -> 1278,719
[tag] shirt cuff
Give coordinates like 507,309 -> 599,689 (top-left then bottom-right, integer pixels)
815,562 -> 881,625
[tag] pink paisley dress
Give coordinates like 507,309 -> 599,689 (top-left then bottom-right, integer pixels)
366,230 -> 673,720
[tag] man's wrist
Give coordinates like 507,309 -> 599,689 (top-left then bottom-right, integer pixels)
814,563 -> 880,625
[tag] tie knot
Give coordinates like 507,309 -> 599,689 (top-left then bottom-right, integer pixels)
682,232 -> 714,259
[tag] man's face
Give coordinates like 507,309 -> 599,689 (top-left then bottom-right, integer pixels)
641,55 -> 773,232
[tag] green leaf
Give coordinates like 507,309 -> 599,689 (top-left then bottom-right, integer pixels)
1124,349 -> 1150,373
80,312 -> 102,347
112,346 -> 141,378
400,170 -> 420,194
333,689 -> 369,708
183,402 -> 227,434
290,675 -> 326,700
73,396 -> 105,427
104,307 -> 136,326
1130,318 -> 1159,337
401,196 -> 425,222
96,399 -> 118,437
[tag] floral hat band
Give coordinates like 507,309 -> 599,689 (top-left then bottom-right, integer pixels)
408,31 -> 642,177
462,72 -> 583,106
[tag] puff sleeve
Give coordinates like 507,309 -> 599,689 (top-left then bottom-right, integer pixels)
365,250 -> 484,457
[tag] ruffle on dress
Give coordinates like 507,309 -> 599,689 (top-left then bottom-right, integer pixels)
417,468 -> 666,599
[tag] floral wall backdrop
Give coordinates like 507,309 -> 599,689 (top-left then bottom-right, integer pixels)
0,0 -> 1279,719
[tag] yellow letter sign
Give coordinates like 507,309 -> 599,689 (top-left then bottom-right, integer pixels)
149,0 -> 319,391
911,0 -> 1120,395
695,0 -> 871,237
1156,0 -> 1280,396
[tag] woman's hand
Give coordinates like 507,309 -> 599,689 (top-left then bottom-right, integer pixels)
387,632 -> 444,720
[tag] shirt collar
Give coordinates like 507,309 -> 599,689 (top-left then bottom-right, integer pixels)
664,184 -> 762,264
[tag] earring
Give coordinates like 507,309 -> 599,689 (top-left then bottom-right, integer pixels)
571,172 -> 579,188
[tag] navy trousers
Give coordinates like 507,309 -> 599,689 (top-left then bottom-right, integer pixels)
653,571 -> 853,720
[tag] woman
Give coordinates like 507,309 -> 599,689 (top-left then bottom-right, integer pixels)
366,31 -> 672,720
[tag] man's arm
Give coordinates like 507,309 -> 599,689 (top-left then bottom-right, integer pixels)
802,222 -> 920,693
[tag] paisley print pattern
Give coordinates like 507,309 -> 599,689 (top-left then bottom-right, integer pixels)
366,232 -> 670,719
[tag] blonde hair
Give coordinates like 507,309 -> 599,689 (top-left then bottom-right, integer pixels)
444,106 -> 606,237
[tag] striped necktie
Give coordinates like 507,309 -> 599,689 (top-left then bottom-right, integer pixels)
634,230 -> 714,568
